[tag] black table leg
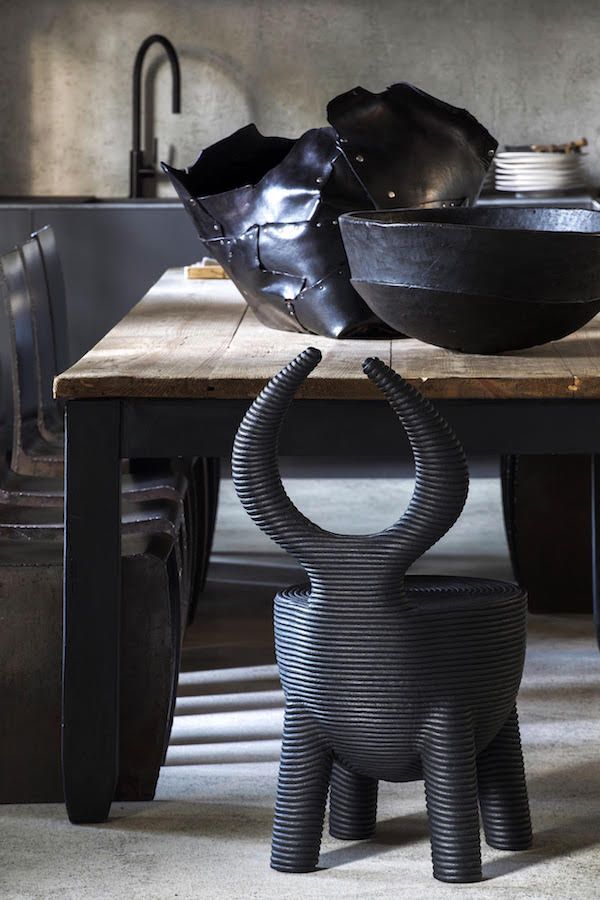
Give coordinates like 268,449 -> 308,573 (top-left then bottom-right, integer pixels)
62,399 -> 122,822
591,455 -> 600,651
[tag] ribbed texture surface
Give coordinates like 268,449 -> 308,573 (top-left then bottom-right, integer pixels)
361,356 -> 469,574
476,706 -> 533,851
232,350 -> 531,883
232,348 -> 469,604
231,347 -> 326,569
270,704 -> 332,873
422,709 -> 481,882
329,760 -> 378,841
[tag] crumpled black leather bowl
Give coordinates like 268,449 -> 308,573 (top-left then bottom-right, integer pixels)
163,83 -> 496,339
339,207 -> 600,353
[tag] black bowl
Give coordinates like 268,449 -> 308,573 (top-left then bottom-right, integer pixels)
339,207 -> 600,353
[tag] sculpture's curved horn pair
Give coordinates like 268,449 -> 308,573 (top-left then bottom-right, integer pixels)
231,348 -> 468,575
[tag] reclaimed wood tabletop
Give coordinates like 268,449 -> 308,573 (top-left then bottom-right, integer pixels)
54,268 -> 600,401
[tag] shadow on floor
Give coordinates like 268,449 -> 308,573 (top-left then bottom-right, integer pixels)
105,758 -> 600,880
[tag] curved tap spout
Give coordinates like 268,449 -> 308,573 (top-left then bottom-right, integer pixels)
130,34 -> 181,198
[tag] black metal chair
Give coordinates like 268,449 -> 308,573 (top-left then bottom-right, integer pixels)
0,244 -> 62,478
0,438 -> 184,802
0,240 -> 188,802
28,224 -> 219,620
4,238 -> 196,589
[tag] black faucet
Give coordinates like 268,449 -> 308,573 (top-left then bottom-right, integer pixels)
130,34 -> 181,198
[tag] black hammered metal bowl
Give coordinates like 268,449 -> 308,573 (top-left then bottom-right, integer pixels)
339,207 -> 600,353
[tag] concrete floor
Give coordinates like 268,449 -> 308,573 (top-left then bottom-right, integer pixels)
2,472 -> 600,899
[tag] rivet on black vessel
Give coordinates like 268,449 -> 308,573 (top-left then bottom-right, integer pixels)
231,348 -> 532,883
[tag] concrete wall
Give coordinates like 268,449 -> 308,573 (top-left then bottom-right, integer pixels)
1,0 -> 599,197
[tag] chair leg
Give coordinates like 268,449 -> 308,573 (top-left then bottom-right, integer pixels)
115,551 -> 180,801
477,706 -> 532,851
186,457 -> 221,625
175,456 -> 198,626
164,546 -> 183,758
422,711 -> 481,883
271,703 -> 332,873
200,456 -> 220,590
329,759 -> 378,840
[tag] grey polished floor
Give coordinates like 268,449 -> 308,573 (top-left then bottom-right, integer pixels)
2,471 -> 600,899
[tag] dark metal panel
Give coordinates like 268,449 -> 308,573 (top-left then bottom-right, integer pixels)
121,398 -> 600,459
0,208 -> 32,254
30,207 -> 200,364
62,399 -> 122,823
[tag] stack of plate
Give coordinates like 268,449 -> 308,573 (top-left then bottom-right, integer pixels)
494,150 -> 588,193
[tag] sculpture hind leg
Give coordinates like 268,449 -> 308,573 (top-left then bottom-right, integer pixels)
270,703 -> 332,873
422,711 -> 482,883
477,706 -> 532,850
328,759 -> 378,840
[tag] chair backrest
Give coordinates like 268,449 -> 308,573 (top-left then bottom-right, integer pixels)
32,225 -> 70,373
23,226 -> 71,439
21,233 -> 63,436
0,259 -> 14,469
0,247 -> 39,466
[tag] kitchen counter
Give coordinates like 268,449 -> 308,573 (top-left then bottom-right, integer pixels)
477,189 -> 600,208
0,198 -> 199,361
3,191 -> 598,207
0,196 -> 181,206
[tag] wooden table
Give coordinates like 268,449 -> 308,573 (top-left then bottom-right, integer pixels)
56,268 -> 600,824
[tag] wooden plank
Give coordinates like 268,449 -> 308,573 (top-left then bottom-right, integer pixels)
54,270 -> 246,399
391,318 -> 600,399
205,308 -> 392,399
55,268 -> 600,401
553,322 -> 600,398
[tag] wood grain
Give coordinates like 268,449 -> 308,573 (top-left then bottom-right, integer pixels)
55,270 -> 247,399
206,307 -> 390,400
55,268 -> 600,401
184,263 -> 228,280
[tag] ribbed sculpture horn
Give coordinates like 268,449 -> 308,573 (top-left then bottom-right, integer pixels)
231,347 -> 324,559
231,348 -> 469,581
361,356 -> 469,568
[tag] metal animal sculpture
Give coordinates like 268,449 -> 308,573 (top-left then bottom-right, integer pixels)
231,348 -> 532,883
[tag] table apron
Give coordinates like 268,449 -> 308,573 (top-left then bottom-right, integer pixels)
106,397 -> 600,457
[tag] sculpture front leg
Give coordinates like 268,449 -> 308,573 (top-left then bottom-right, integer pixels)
329,759 -> 378,840
477,706 -> 532,850
422,711 -> 481,883
270,703 -> 332,873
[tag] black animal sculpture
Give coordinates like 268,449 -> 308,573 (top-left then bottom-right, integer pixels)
231,348 -> 532,883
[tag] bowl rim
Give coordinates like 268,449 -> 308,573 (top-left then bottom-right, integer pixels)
339,206 -> 600,237
349,278 -> 600,306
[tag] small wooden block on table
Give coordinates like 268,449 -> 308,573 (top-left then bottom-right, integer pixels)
184,261 -> 228,280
